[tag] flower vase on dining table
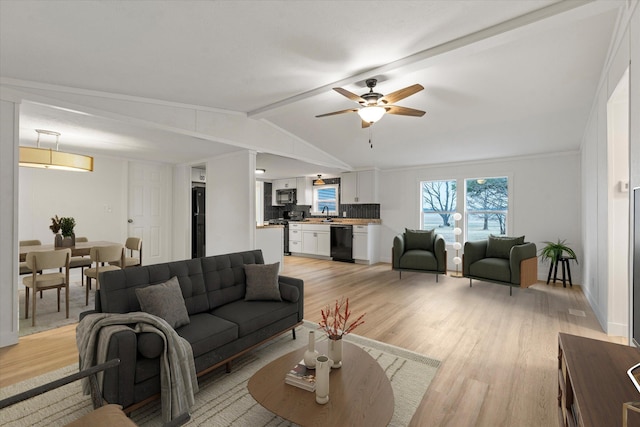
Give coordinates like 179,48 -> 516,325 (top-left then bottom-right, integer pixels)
328,336 -> 342,368
54,233 -> 63,248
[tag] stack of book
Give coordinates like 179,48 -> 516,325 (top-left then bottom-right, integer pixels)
285,359 -> 316,392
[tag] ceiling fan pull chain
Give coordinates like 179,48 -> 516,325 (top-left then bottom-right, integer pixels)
369,127 -> 373,149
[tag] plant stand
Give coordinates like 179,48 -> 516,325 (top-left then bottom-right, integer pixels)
546,255 -> 574,287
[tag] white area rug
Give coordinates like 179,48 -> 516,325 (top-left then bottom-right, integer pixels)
0,321 -> 440,426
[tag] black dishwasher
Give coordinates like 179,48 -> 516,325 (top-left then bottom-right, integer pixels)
330,225 -> 354,263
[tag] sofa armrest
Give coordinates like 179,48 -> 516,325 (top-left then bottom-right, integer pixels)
434,234 -> 446,272
463,240 -> 488,275
278,275 -> 304,322
392,234 -> 405,268
100,329 -> 138,409
510,242 -> 537,284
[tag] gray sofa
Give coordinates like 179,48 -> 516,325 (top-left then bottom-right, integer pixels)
80,249 -> 303,412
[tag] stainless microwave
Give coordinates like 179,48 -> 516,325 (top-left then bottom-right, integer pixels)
276,189 -> 296,205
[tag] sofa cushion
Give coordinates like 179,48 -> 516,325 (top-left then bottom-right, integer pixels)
175,313 -> 238,358
279,282 -> 299,303
486,235 -> 525,259
469,258 -> 511,283
135,276 -> 190,329
212,300 -> 298,337
399,249 -> 438,270
405,228 -> 434,252
137,332 -> 164,359
244,262 -> 282,301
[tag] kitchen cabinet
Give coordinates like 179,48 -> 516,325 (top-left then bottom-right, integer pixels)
296,177 -> 313,206
291,223 -> 330,257
352,224 -> 380,264
273,178 -> 296,190
289,223 -> 302,253
341,170 -> 378,204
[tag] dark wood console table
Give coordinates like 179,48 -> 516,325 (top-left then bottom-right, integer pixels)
558,333 -> 640,426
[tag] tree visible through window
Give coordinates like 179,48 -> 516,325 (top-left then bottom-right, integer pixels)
465,177 -> 508,240
421,180 -> 457,243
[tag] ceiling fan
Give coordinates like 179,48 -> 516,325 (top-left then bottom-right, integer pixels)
316,78 -> 425,128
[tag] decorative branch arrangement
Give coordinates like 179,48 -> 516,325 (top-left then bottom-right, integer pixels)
319,297 -> 365,340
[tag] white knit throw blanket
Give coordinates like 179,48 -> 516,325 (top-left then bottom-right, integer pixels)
76,312 -> 198,423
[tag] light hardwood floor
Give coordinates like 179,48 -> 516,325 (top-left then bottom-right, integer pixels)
0,256 -> 627,426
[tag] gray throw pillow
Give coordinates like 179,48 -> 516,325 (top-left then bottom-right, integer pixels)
244,262 -> 282,301
405,228 -> 434,252
486,235 -> 525,259
135,276 -> 190,329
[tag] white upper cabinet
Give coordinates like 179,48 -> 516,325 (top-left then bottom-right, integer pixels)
273,178 -> 296,190
296,177 -> 313,206
340,170 -> 379,204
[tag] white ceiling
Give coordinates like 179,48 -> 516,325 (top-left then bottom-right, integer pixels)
0,1 -> 624,180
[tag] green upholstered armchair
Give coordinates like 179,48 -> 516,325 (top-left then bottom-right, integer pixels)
463,235 -> 538,295
392,229 -> 447,281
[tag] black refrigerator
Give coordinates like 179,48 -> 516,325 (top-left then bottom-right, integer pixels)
192,186 -> 206,258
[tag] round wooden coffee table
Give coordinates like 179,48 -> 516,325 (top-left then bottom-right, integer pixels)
248,341 -> 394,426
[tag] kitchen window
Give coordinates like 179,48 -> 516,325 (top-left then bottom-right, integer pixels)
312,184 -> 339,215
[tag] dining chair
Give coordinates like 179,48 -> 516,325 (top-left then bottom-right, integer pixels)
109,237 -> 142,268
84,245 -> 124,305
22,248 -> 71,327
19,240 -> 42,275
68,236 -> 92,286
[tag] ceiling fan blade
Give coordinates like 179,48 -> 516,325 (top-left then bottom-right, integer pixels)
333,87 -> 366,104
385,105 -> 426,117
379,84 -> 424,105
315,108 -> 359,118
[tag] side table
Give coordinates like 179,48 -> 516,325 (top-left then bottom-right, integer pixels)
546,255 -> 574,287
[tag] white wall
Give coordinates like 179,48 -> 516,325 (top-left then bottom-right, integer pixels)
206,150 -> 256,255
378,152 -> 582,283
18,155 -> 128,244
582,1 -> 638,338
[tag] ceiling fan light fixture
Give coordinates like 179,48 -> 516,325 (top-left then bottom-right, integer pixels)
19,129 -> 93,172
314,174 -> 325,185
357,106 -> 386,124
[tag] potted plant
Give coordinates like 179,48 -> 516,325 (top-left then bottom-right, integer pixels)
539,239 -> 578,264
59,216 -> 76,247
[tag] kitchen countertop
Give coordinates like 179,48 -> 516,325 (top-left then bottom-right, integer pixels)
256,224 -> 285,229
289,218 -> 381,225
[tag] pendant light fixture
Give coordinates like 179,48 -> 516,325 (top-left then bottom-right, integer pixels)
19,129 -> 94,172
314,174 -> 325,185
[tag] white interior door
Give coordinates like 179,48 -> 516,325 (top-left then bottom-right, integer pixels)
128,161 -> 169,265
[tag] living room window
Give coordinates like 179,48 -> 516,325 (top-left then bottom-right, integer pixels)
420,179 -> 457,243
312,184 -> 339,215
465,177 -> 509,240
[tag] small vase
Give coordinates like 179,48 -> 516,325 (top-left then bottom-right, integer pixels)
54,233 -> 63,248
315,355 -> 331,404
328,337 -> 343,369
303,331 -> 319,369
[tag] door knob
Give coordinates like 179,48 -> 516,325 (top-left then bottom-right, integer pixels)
128,219 -> 133,223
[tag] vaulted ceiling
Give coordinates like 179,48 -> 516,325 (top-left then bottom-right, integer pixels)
0,1 -> 624,179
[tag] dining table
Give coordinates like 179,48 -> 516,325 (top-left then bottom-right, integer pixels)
19,241 -> 121,262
